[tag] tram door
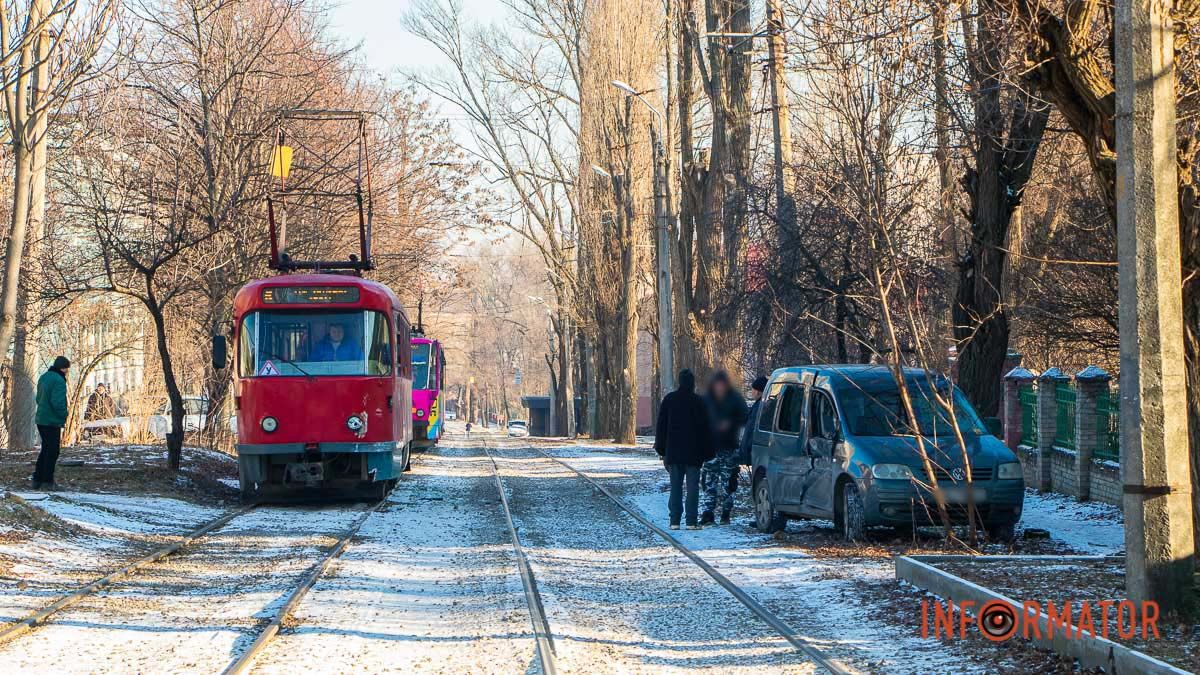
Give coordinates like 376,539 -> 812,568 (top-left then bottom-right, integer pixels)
395,314 -> 412,441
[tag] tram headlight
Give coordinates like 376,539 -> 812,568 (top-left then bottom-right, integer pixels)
346,415 -> 365,432
260,416 -> 278,433
416,408 -> 426,418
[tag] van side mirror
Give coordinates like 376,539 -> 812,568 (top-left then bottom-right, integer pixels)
984,417 -> 1002,437
212,335 -> 227,370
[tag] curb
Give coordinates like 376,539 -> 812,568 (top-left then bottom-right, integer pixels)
896,555 -> 1189,675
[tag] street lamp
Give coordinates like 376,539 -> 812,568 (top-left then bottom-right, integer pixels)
608,80 -> 675,396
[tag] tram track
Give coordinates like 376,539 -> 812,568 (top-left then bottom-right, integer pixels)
0,503 -> 257,646
0,494 -> 387,673
481,438 -> 560,675
487,435 -> 858,675
221,498 -> 387,675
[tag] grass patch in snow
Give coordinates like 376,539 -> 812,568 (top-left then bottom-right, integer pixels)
0,493 -> 88,543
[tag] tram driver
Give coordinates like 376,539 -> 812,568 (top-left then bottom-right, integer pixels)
311,322 -> 365,362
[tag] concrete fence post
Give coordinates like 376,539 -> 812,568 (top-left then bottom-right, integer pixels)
1073,366 -> 1112,502
1036,368 -> 1070,492
1002,367 -> 1036,451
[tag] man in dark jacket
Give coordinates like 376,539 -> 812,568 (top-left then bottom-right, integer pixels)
33,356 -> 71,490
85,383 -> 116,421
736,376 -> 769,466
701,371 -> 747,525
729,375 -> 769,497
654,369 -> 713,530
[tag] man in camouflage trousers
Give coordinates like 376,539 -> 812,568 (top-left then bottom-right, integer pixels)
700,371 -> 747,526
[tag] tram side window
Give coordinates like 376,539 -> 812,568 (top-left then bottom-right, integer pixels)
395,316 -> 410,379
239,310 -> 392,377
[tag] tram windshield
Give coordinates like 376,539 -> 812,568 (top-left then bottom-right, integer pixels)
412,342 -> 432,390
239,310 -> 392,377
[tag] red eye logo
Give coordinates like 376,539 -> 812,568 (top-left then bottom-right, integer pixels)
978,601 -> 1018,641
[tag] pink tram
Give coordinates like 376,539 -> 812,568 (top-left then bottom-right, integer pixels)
410,334 -> 445,449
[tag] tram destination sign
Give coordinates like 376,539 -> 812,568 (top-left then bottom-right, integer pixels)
261,286 -> 361,304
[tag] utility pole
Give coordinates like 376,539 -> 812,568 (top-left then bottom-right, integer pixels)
650,123 -> 675,395
765,0 -> 794,240
1115,0 -> 1195,614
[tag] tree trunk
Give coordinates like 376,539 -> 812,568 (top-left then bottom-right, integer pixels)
0,0 -> 46,379
145,290 -> 184,470
953,1 -> 1049,417
1186,290 -> 1200,548
8,31 -> 51,452
8,297 -> 37,450
557,309 -> 575,437
585,340 -> 598,438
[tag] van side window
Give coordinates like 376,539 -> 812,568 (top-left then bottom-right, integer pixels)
758,383 -> 784,431
810,390 -> 838,441
776,384 -> 805,434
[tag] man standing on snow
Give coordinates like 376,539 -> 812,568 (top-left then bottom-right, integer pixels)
701,370 -> 748,526
655,369 -> 714,530
32,356 -> 71,490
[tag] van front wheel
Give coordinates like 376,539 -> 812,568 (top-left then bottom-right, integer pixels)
840,483 -> 866,542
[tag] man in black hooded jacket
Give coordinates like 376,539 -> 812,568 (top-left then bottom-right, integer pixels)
654,369 -> 714,530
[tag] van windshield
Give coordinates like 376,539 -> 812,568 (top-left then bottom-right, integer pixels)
836,380 -> 986,438
239,310 -> 391,377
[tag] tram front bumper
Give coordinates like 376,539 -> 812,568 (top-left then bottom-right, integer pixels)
237,441 -> 403,492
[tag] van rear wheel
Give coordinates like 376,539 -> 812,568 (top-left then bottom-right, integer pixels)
754,479 -> 787,534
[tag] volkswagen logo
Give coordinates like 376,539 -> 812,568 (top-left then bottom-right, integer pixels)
951,467 -> 966,481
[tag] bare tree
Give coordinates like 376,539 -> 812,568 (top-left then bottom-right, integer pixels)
0,0 -> 115,449
407,0 -> 584,437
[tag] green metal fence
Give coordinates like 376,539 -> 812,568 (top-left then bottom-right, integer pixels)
1054,382 -> 1076,450
1019,385 -> 1037,446
1095,389 -> 1121,462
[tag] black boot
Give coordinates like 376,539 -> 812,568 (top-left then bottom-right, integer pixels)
700,510 -> 715,527
720,509 -> 731,525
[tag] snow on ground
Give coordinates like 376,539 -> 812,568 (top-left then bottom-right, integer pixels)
1017,489 -> 1124,554
537,444 -> 978,673
15,491 -> 223,537
0,492 -> 226,635
0,503 -> 368,673
0,433 -> 1132,674
250,444 -> 538,674
490,441 -> 817,673
537,440 -> 1131,674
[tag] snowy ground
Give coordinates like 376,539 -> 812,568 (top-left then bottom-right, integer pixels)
0,492 -> 226,632
250,444 -> 537,674
532,439 -> 1130,674
0,432 -> 1133,673
489,441 -> 815,673
0,498 -> 371,673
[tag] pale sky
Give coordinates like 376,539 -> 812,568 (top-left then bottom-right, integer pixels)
328,0 -> 505,79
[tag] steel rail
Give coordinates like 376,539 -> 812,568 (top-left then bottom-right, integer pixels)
0,504 -> 256,645
221,499 -> 387,675
531,446 -> 860,675
481,438 -> 559,675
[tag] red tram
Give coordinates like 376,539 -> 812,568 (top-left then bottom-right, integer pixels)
224,276 -> 413,500
212,110 -> 414,501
